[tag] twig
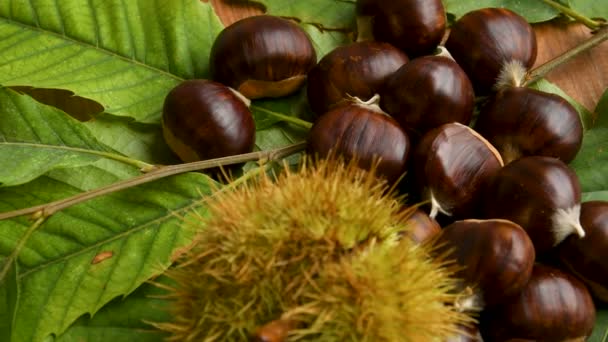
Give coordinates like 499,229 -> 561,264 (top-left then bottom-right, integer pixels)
524,25 -> 608,86
541,0 -> 604,31
0,216 -> 46,283
0,142 -> 307,221
251,105 -> 313,129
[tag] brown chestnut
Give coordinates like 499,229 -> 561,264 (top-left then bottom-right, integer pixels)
400,208 -> 442,244
436,219 -> 535,310
445,8 -> 537,94
362,0 -> 447,57
380,55 -> 475,138
162,80 -> 255,162
482,156 -> 584,254
413,123 -> 504,219
481,264 -> 596,341
475,87 -> 583,164
209,15 -> 316,99
446,324 -> 483,342
306,41 -> 408,115
558,200 -> 608,302
307,100 -> 410,183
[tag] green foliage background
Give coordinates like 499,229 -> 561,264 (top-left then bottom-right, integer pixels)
0,0 -> 606,341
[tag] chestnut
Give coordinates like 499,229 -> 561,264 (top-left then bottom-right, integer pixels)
446,324 -> 483,342
209,15 -> 316,99
400,208 -> 442,244
306,41 -> 408,115
436,219 -> 535,310
380,55 -> 475,138
162,80 -> 255,162
307,100 -> 410,183
482,156 -> 584,254
358,0 -> 447,57
445,8 -> 537,94
413,123 -> 504,220
481,264 -> 596,341
558,201 -> 608,302
475,87 -> 583,164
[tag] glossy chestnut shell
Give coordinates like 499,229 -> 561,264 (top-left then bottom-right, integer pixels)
413,123 -> 504,219
481,264 -> 596,341
482,156 -> 584,254
306,41 -> 408,115
209,15 -> 317,99
370,0 -> 446,57
445,8 -> 537,94
401,208 -> 442,244
162,80 -> 255,162
475,87 -> 583,164
558,200 -> 608,302
380,55 -> 475,138
436,219 -> 535,309
307,102 -> 410,183
446,324 -> 483,342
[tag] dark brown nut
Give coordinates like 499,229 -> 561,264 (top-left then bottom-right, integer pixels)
210,15 -> 316,99
481,264 -> 596,342
558,200 -> 608,302
445,8 -> 537,94
482,156 -> 584,254
162,80 -> 255,162
306,41 -> 408,115
475,87 -> 583,164
413,123 -> 504,219
307,101 -> 410,183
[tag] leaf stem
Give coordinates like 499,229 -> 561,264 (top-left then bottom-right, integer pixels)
0,216 -> 46,283
251,105 -> 313,129
2,142 -> 154,172
524,25 -> 608,87
0,142 -> 307,221
540,0 -> 604,30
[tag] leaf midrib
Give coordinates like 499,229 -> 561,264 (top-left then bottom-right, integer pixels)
0,16 -> 185,83
17,191 -> 210,280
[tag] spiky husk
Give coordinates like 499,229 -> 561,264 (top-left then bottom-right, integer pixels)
157,159 -> 470,341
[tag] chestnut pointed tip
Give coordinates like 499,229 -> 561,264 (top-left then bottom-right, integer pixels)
454,289 -> 485,313
434,46 -> 455,61
429,190 -> 451,219
494,59 -> 528,91
349,93 -> 386,115
574,222 -> 586,238
552,205 -> 585,245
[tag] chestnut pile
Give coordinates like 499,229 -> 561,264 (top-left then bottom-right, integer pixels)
160,1 -> 607,341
